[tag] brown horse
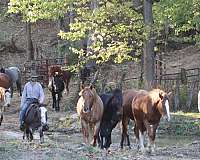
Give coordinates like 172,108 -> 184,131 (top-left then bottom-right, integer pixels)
77,85 -> 104,146
120,89 -> 147,148
0,73 -> 12,89
48,65 -> 72,94
0,87 -> 12,125
132,89 -> 171,153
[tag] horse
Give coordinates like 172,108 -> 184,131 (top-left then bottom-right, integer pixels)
23,103 -> 48,143
132,89 -> 171,153
76,85 -> 104,146
120,89 -> 147,149
0,67 -> 22,97
0,73 -> 12,89
99,88 -> 123,149
79,61 -> 97,85
48,65 -> 72,94
48,73 -> 65,111
0,87 -> 12,126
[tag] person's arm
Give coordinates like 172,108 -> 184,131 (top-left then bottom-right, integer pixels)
20,83 -> 28,108
38,83 -> 45,104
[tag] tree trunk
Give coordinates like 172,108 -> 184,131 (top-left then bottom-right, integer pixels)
143,0 -> 155,90
86,0 -> 98,55
26,22 -> 34,60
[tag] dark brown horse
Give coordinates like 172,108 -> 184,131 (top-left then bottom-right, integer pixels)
132,89 -> 171,153
0,73 -> 12,89
48,65 -> 72,94
77,85 -> 104,146
120,89 -> 147,148
23,103 -> 48,143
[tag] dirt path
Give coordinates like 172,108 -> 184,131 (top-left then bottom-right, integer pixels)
1,91 -> 200,160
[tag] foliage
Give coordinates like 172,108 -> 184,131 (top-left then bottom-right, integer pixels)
163,112 -> 200,136
8,0 -> 144,69
7,0 -> 200,70
154,0 -> 200,46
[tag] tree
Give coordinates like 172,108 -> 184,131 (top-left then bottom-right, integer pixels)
143,0 -> 155,89
8,0 -> 144,71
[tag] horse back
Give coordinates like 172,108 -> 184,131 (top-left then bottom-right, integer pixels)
25,104 -> 41,129
132,90 -> 161,124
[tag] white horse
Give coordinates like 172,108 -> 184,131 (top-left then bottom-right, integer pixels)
0,87 -> 12,125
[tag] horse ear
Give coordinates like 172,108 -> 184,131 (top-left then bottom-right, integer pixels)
168,91 -> 172,96
89,85 -> 93,90
80,84 -> 84,90
159,92 -> 163,100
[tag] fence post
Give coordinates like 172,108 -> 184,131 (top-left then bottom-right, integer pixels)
174,79 -> 180,111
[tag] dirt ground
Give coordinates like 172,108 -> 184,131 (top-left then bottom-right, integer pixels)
1,90 -> 200,160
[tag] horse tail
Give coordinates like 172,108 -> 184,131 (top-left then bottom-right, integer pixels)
16,68 -> 22,96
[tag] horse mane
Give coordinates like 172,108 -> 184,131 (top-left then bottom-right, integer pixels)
0,87 -> 5,101
147,89 -> 165,105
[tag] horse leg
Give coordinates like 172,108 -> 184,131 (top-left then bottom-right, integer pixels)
105,133 -> 112,149
0,114 -> 3,126
39,127 -> 44,143
100,135 -> 104,149
91,122 -> 100,147
16,81 -> 22,96
81,119 -> 89,144
23,129 -> 26,140
52,93 -> 55,109
55,94 -> 59,112
10,85 -> 14,98
120,117 -> 130,149
144,121 -> 158,153
26,128 -> 30,141
29,128 -> 33,142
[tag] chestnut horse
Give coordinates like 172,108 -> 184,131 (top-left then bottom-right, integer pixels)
77,85 -> 104,146
0,87 -> 12,125
120,89 -> 147,149
0,73 -> 12,89
48,65 -> 72,94
132,89 -> 171,153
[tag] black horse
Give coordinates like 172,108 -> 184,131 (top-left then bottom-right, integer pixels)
79,61 -> 97,85
48,73 -> 65,111
23,103 -> 48,143
99,88 -> 123,149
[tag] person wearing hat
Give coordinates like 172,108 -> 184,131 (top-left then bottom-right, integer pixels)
19,70 -> 45,131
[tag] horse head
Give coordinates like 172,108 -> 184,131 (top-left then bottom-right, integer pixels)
156,90 -> 171,122
49,73 -> 64,93
4,89 -> 11,107
79,85 -> 96,113
0,87 -> 11,107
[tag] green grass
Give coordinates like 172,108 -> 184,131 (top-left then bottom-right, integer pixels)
159,111 -> 200,136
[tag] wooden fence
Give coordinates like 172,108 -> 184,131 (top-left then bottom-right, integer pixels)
122,67 -> 200,112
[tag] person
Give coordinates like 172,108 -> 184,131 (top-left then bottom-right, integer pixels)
19,71 -> 45,131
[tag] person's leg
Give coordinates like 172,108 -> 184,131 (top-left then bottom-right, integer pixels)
19,100 -> 32,130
